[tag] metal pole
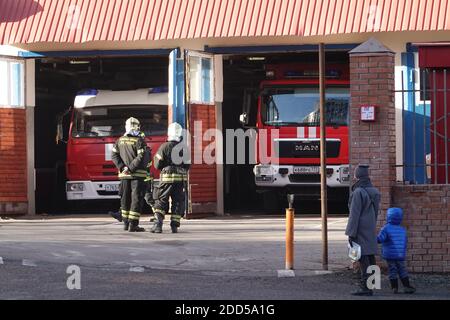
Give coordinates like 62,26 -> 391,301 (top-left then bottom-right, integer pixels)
319,43 -> 328,270
286,195 -> 295,270
422,69 -> 427,183
413,71 -> 417,184
433,70 -> 438,183
402,71 -> 406,183
444,69 -> 448,184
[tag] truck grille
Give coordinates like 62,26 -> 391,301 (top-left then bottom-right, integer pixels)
276,140 -> 340,158
102,164 -> 117,177
97,191 -> 119,196
289,174 -> 321,183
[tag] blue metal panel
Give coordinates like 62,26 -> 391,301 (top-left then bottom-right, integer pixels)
169,48 -> 186,127
402,49 -> 431,184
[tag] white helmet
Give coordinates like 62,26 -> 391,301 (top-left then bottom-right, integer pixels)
125,117 -> 140,133
168,122 -> 183,142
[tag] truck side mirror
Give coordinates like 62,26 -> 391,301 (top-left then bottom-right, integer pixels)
56,118 -> 66,145
240,88 -> 258,128
56,107 -> 72,145
239,112 -> 248,126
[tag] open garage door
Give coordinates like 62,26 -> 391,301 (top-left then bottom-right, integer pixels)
185,50 -> 218,216
219,50 -> 351,215
33,53 -> 170,214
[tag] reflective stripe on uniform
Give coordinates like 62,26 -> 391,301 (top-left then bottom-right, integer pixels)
121,210 -> 129,218
118,172 -> 148,179
128,211 -> 141,221
137,148 -> 144,154
153,208 -> 166,216
155,154 -> 163,160
112,147 -> 118,153
170,215 -> 182,222
160,173 -> 188,183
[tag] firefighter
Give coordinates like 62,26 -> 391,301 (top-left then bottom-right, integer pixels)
151,122 -> 189,234
111,117 -> 150,232
110,132 -> 155,223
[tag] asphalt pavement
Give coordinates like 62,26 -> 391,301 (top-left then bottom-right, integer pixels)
0,215 -> 449,300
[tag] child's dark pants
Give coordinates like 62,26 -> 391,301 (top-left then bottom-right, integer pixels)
387,260 -> 408,280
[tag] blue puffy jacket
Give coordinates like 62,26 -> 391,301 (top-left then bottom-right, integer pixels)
377,208 -> 407,260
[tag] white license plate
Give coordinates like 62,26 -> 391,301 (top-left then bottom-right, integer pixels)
105,184 -> 119,192
293,166 -> 320,174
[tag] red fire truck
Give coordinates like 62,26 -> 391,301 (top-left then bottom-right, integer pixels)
65,88 -> 168,201
240,63 -> 351,201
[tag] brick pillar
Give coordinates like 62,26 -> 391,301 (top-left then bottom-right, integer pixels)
349,38 -> 396,216
0,108 -> 28,215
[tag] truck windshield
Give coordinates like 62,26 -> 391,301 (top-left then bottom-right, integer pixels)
72,105 -> 168,138
261,86 -> 349,127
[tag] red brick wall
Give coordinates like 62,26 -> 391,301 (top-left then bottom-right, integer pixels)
392,185 -> 450,273
349,53 -> 396,213
189,104 -> 217,212
349,42 -> 450,273
0,108 -> 28,215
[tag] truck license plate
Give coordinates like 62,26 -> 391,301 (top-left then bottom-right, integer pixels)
293,166 -> 320,174
105,184 -> 119,192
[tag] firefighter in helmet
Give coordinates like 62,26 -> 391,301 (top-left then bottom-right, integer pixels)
111,117 -> 150,232
151,122 -> 189,233
109,130 -> 154,222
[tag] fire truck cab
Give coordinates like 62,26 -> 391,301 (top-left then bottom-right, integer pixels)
241,63 -> 351,200
66,88 -> 168,201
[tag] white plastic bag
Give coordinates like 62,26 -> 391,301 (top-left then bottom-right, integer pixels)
348,242 -> 361,262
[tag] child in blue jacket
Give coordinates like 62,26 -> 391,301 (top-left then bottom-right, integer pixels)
377,207 -> 416,294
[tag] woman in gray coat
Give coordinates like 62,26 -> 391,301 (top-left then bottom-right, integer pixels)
346,164 -> 381,296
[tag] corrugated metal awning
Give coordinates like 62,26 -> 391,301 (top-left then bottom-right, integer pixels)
1,0 -> 450,45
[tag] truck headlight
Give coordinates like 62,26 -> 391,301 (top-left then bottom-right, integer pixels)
254,165 -> 274,183
255,165 -> 273,176
339,166 -> 350,182
67,183 -> 84,192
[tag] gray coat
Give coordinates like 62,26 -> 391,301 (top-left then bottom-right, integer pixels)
345,181 -> 381,256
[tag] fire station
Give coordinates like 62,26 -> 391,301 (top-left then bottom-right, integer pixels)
0,0 -> 449,273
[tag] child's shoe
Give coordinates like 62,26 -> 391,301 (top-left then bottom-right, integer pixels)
390,279 -> 399,294
400,277 -> 416,294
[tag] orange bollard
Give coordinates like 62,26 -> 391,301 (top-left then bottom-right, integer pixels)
285,207 -> 295,270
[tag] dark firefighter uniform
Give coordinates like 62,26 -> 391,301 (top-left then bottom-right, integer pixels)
110,132 -> 154,222
111,133 -> 150,232
151,141 -> 189,233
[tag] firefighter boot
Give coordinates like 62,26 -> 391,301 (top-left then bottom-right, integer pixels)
390,279 -> 399,294
400,277 -> 416,294
129,220 -> 145,232
151,222 -> 162,233
150,212 -> 164,233
170,221 -> 178,234
110,210 -> 123,222
123,219 -> 130,231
